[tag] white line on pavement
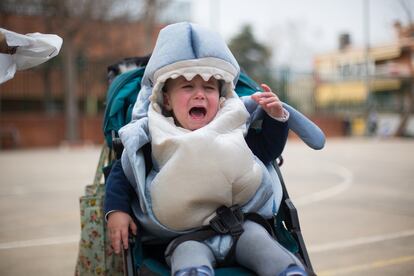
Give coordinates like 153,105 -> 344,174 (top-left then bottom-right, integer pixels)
309,229 -> 414,253
0,235 -> 79,250
3,228 -> 413,253
318,254 -> 414,275
294,162 -> 353,207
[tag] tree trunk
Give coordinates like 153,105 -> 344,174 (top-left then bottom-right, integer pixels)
43,64 -> 56,115
63,39 -> 79,142
395,80 -> 414,136
144,0 -> 156,53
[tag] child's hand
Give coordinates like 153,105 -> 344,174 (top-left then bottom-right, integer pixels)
107,211 -> 137,254
251,84 -> 284,119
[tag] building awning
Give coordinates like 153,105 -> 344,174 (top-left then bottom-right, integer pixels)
369,45 -> 401,61
316,79 -> 402,106
370,79 -> 401,92
315,44 -> 401,64
316,82 -> 368,106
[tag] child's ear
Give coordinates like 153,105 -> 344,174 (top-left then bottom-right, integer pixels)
163,93 -> 172,111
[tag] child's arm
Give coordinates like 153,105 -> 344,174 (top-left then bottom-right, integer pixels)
104,160 -> 137,254
247,84 -> 289,164
246,114 -> 289,164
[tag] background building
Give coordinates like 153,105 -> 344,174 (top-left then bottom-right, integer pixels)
313,22 -> 414,136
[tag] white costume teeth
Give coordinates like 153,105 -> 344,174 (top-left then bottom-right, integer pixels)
150,57 -> 238,109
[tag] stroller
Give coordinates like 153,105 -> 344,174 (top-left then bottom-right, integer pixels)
75,55 -> 325,276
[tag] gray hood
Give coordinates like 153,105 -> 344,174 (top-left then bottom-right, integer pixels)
131,22 -> 240,120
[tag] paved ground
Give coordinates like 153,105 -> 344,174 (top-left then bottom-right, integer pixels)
282,138 -> 414,276
0,138 -> 413,275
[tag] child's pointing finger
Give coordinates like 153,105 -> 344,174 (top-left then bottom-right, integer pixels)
261,83 -> 272,92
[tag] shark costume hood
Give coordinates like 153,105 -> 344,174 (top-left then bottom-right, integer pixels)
131,22 -> 241,121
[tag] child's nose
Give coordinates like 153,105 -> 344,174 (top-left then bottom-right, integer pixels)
193,88 -> 205,99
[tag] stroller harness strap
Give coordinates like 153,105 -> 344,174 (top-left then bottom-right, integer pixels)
164,205 -> 275,266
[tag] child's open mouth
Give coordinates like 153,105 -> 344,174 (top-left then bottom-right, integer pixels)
189,107 -> 206,119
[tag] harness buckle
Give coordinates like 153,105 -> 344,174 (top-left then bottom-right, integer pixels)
210,205 -> 244,237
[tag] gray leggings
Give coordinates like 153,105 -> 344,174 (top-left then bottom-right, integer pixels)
169,220 -> 304,276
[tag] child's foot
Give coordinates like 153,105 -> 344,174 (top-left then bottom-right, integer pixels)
175,265 -> 213,276
278,264 -> 308,276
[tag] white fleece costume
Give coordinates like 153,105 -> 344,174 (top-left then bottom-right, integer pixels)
147,58 -> 262,231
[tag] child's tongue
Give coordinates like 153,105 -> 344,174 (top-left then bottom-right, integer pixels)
190,107 -> 206,119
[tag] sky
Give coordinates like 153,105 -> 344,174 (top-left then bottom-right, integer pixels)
188,0 -> 413,71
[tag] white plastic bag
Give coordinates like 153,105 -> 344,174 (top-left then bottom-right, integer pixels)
0,28 -> 63,84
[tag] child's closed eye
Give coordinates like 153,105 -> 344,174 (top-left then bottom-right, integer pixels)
204,85 -> 216,90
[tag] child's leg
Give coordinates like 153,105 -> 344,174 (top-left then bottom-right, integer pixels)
169,240 -> 215,276
235,221 -> 307,276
